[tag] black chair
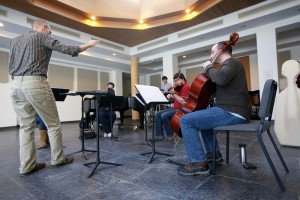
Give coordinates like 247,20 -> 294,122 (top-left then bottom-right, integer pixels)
212,79 -> 289,192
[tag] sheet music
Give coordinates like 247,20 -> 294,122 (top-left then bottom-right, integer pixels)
135,84 -> 169,104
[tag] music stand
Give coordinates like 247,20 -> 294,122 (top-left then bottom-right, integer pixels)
64,91 -> 106,159
140,102 -> 172,164
84,94 -> 122,178
133,93 -> 151,146
51,88 -> 69,101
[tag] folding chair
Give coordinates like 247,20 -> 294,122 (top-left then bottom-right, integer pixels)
212,79 -> 289,191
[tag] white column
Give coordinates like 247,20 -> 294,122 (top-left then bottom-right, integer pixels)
163,54 -> 178,85
256,28 -> 279,91
110,71 -> 123,95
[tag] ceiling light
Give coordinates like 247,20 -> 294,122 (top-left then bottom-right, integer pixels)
183,55 -> 186,58
112,53 -> 116,56
185,9 -> 190,14
91,16 -> 96,21
0,23 -> 3,27
139,19 -> 144,24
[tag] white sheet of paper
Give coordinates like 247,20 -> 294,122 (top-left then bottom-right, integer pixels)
135,84 -> 168,104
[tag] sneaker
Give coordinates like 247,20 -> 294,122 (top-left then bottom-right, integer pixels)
104,133 -> 108,138
177,161 -> 209,176
51,156 -> 74,168
107,133 -> 112,138
165,136 -> 175,142
20,163 -> 46,176
206,151 -> 224,163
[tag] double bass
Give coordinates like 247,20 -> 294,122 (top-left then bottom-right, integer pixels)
170,32 -> 239,137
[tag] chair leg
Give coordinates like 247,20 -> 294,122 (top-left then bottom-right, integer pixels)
212,131 -> 217,174
258,133 -> 286,192
169,134 -> 180,156
267,129 -> 289,173
226,131 -> 229,164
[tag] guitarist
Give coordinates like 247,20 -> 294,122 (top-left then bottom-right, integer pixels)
178,41 -> 250,176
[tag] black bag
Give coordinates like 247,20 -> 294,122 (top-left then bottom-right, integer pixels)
79,131 -> 96,139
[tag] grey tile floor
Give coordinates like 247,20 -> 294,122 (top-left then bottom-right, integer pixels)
0,119 -> 299,200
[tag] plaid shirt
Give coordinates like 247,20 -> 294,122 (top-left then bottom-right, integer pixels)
9,31 -> 80,77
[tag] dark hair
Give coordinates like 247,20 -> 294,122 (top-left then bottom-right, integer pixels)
107,82 -> 115,88
217,41 -> 233,55
162,76 -> 168,81
173,73 -> 186,82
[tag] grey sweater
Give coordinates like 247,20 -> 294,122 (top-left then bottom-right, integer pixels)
205,58 -> 250,121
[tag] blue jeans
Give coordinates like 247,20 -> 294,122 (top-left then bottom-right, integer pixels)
36,114 -> 47,130
180,107 -> 247,163
99,110 -> 116,133
155,108 -> 177,137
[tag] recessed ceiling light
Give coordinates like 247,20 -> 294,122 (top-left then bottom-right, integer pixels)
113,53 -> 116,56
139,19 -> 144,24
91,16 -> 96,21
0,23 -> 3,27
185,9 -> 190,14
183,55 -> 186,58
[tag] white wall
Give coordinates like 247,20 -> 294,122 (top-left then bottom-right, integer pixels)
0,63 -> 122,128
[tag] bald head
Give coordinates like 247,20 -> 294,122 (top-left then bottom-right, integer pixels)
32,19 -> 52,35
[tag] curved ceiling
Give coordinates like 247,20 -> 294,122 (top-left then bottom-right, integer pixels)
0,0 -> 266,46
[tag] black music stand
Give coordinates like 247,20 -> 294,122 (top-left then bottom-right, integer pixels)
140,102 -> 171,164
64,91 -> 106,159
52,88 -> 69,101
84,94 -> 122,178
133,93 -> 151,146
134,84 -> 171,163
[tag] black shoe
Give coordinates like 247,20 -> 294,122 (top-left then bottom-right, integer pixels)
177,161 -> 209,176
20,163 -> 46,176
206,151 -> 224,163
51,156 -> 74,168
139,125 -> 144,130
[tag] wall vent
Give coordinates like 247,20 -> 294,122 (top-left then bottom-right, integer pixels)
0,8 -> 7,17
92,39 -> 125,51
238,0 -> 292,19
137,38 -> 168,51
178,20 -> 223,38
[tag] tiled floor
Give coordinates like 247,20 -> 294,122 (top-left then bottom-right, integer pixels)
0,119 -> 299,200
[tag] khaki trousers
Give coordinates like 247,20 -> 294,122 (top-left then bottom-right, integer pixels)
10,76 -> 64,173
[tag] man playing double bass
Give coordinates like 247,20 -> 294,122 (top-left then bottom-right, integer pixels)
178,41 -> 250,176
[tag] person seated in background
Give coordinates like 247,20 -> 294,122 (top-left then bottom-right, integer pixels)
36,114 -> 49,149
161,76 -> 172,95
99,82 -> 116,138
154,73 -> 190,141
